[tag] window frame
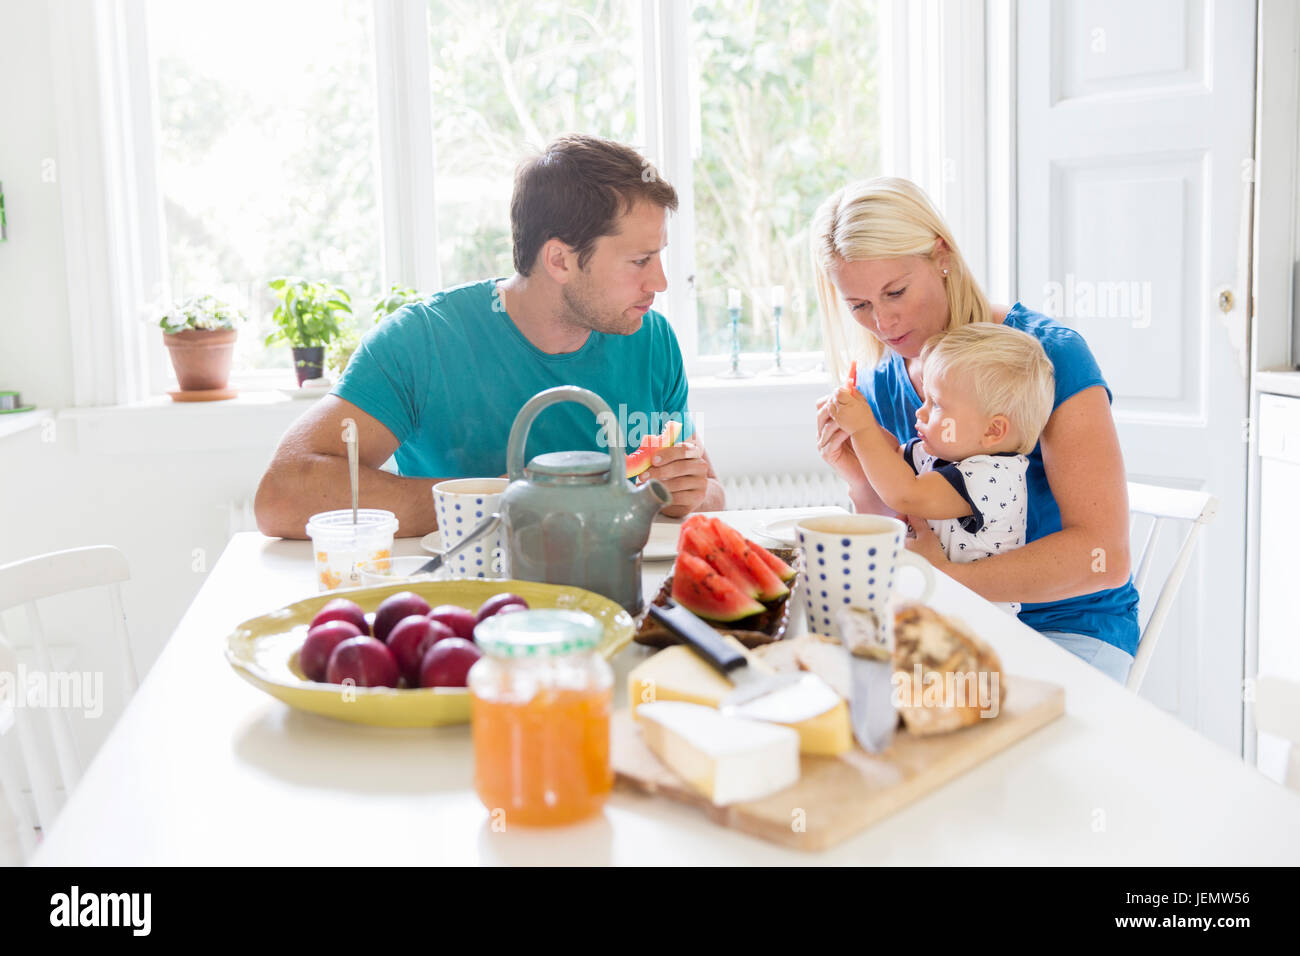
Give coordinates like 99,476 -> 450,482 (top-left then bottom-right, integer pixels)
71,0 -> 990,403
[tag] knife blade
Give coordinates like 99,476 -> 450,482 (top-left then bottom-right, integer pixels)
647,601 -> 802,707
837,606 -> 898,753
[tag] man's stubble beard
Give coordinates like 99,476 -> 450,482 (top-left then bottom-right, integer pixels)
561,272 -> 641,337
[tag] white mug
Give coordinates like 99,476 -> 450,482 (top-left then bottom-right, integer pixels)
431,478 -> 508,579
796,514 -> 936,641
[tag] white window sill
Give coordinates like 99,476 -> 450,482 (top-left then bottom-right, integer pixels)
57,392 -> 317,455
42,369 -> 834,458
0,408 -> 54,442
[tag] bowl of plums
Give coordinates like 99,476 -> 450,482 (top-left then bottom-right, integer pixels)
225,579 -> 636,727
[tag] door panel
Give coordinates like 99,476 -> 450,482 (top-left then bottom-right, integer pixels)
1018,0 -> 1256,753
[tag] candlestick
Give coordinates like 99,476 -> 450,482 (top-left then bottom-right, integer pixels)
718,293 -> 751,378
764,287 -> 794,376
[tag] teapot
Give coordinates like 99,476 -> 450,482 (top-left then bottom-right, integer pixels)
502,386 -> 671,612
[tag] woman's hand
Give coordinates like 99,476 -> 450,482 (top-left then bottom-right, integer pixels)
904,514 -> 949,570
816,395 -> 868,486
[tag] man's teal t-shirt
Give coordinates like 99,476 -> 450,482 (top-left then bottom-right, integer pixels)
859,303 -> 1141,656
332,279 -> 691,479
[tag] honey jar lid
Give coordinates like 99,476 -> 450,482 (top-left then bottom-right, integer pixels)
474,609 -> 603,657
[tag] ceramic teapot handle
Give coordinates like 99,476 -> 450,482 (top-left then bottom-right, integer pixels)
505,386 -> 625,486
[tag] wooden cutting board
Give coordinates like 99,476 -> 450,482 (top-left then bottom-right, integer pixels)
612,674 -> 1065,852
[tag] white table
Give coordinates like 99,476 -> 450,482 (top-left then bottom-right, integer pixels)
33,510 -> 1300,865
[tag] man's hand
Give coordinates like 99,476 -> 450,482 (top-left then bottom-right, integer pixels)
828,385 -> 878,437
904,514 -> 948,569
637,441 -> 710,515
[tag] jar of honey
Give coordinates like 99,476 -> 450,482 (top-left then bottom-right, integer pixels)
468,609 -> 613,826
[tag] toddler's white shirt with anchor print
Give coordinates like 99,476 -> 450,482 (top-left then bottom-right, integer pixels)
902,438 -> 1030,616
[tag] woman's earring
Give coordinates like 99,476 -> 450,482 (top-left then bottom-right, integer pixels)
942,268 -> 949,277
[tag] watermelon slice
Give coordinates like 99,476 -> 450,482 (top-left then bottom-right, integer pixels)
708,518 -> 790,602
671,552 -> 764,622
678,517 -> 762,600
625,420 -> 683,479
755,542 -> 797,583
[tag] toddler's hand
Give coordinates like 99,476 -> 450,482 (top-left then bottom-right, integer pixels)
829,386 -> 877,437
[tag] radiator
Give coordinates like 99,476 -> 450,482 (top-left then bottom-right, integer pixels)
721,472 -> 851,511
223,475 -> 848,532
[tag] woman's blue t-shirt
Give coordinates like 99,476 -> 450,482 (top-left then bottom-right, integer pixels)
860,303 -> 1141,656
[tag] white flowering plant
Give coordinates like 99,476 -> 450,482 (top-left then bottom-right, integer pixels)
159,294 -> 244,333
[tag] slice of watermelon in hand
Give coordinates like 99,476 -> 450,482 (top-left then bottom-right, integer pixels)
671,552 -> 765,623
626,419 -> 684,479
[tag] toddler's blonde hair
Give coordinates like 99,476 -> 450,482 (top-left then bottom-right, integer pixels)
919,324 -> 1055,455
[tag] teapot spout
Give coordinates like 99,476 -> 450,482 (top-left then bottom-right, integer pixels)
634,477 -> 672,523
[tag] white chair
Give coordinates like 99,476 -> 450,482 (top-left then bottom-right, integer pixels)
1125,482 -> 1219,693
1254,675 -> 1300,792
0,546 -> 138,862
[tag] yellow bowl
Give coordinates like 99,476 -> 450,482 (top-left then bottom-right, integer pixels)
226,579 -> 636,727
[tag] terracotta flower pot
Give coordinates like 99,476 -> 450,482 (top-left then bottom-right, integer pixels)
163,328 -> 238,391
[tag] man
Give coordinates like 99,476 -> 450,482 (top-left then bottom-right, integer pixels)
254,134 -> 724,538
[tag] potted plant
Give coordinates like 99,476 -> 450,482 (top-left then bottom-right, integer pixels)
159,295 -> 244,397
326,285 -> 423,378
266,276 -> 353,385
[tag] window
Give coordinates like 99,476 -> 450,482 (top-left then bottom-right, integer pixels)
690,0 -> 883,361
77,0 -> 977,400
426,0 -> 637,286
149,0 -> 383,374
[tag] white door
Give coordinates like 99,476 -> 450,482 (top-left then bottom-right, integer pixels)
1017,0 -> 1256,753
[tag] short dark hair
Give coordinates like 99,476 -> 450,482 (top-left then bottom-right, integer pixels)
511,134 -> 679,276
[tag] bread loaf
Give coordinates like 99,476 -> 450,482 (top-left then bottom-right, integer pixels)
892,604 -> 1007,735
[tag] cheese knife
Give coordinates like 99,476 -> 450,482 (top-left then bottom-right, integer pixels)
648,601 -> 802,707
837,606 -> 898,753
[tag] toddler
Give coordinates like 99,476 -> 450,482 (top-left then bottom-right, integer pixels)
830,323 -> 1055,615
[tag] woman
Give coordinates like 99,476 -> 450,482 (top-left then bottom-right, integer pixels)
811,177 -> 1139,683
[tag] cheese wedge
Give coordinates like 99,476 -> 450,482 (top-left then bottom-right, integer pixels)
638,701 -> 800,806
628,643 -> 853,756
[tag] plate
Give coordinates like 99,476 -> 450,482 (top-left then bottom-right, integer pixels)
420,530 -> 443,554
643,516 -> 683,561
226,578 -> 636,727
633,547 -> 805,649
753,511 -> 845,547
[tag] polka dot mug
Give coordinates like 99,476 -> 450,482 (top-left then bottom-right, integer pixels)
432,478 -> 509,579
795,515 -> 935,643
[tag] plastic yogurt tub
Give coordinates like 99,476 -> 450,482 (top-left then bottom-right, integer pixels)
305,509 -> 399,591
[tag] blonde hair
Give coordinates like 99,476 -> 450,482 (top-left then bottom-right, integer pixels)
919,324 -> 1055,455
811,177 -> 992,380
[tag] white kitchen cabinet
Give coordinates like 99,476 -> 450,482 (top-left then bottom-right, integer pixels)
1256,392 -> 1300,783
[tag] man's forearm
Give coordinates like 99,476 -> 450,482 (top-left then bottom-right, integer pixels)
255,453 -> 440,539
941,526 -> 1130,603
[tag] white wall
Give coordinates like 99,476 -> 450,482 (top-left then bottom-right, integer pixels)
0,0 -> 75,411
